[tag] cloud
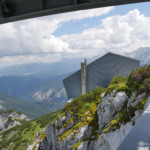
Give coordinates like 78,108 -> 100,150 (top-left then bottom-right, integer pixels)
0,7 -> 113,68
59,9 -> 150,58
0,53 -> 62,68
0,7 -> 150,68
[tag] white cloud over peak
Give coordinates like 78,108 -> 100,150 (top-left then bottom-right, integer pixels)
0,7 -> 113,54
0,7 -> 113,67
59,9 -> 150,56
0,7 -> 150,68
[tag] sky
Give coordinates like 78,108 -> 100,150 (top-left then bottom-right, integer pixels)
0,2 -> 150,68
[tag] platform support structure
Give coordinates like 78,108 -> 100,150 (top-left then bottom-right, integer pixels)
81,59 -> 87,95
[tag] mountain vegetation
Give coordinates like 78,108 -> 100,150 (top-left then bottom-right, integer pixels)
37,65 -> 150,150
0,47 -> 149,120
0,110 -> 30,132
0,93 -> 56,119
0,72 -> 69,119
0,49 -> 150,149
0,111 -> 59,150
1,65 -> 150,150
0,74 -> 67,100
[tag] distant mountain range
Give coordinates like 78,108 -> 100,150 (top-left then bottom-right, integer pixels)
125,47 -> 150,66
0,47 -> 149,78
0,73 -> 69,116
0,47 -> 149,118
0,73 -> 68,100
0,57 -> 90,112
0,93 -> 56,119
0,57 -> 82,77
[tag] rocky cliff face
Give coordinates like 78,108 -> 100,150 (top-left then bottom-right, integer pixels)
33,88 -> 66,102
0,111 -> 30,132
38,90 -> 150,150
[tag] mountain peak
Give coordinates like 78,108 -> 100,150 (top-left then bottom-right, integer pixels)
126,47 -> 150,66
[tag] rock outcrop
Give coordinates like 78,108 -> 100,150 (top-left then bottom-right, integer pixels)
38,90 -> 149,150
33,88 -> 66,102
0,111 -> 30,132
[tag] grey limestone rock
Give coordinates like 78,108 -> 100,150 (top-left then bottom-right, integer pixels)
99,90 -> 115,109
59,127 -> 65,136
144,96 -> 150,110
77,140 -> 95,150
98,101 -> 116,129
94,122 -> 133,150
46,124 -> 56,150
40,91 -> 149,150
38,137 -> 51,150
66,113 -> 72,122
127,91 -> 137,107
94,135 -> 111,150
57,140 -> 67,150
73,125 -> 88,144
55,113 -> 72,128
112,91 -> 128,111
57,116 -> 66,127
77,141 -> 88,150
65,122 -> 74,132
131,92 -> 146,107
131,110 -> 143,123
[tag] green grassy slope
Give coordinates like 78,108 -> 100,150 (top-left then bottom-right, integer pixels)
53,65 -> 150,147
1,65 -> 150,150
0,93 -> 55,119
0,111 -> 59,150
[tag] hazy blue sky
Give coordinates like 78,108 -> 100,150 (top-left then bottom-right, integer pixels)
0,2 -> 149,68
54,2 -> 150,36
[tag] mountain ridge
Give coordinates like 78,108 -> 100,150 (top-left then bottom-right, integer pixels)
37,65 -> 150,150
0,93 -> 55,119
1,65 -> 150,150
125,47 -> 150,66
0,111 -> 59,150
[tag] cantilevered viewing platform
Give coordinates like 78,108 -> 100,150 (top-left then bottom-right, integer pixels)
0,0 -> 150,24
63,52 -> 140,99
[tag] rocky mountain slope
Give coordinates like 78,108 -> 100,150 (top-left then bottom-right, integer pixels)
1,65 -> 150,150
1,48 -> 150,150
0,47 -> 149,119
36,65 -> 150,150
0,73 -> 68,112
33,88 -> 66,102
0,73 -> 68,101
0,110 -> 30,133
0,111 -> 59,150
41,91 -> 149,150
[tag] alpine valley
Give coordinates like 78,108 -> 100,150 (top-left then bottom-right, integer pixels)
0,47 -> 150,149
0,64 -> 150,150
